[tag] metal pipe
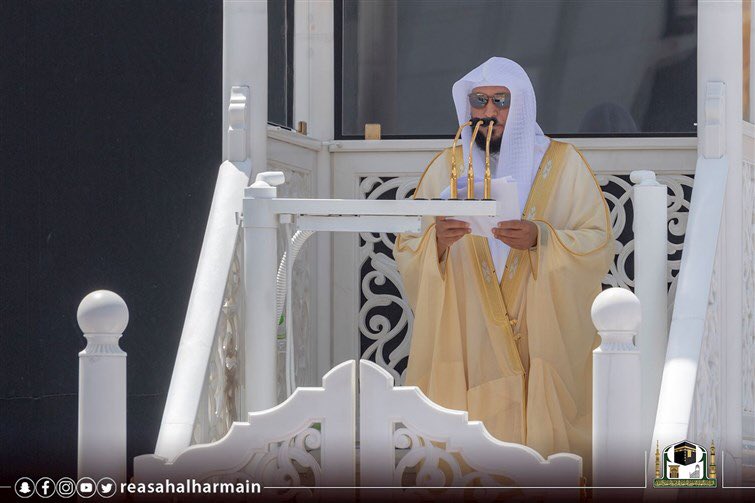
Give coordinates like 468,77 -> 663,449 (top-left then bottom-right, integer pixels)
467,120 -> 484,199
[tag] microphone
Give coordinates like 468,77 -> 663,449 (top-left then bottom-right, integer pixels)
471,117 -> 497,126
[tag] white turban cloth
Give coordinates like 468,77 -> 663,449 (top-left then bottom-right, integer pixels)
449,57 -> 551,280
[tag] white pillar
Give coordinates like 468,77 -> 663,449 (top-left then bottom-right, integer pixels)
223,0 -> 267,171
591,288 -> 643,487
243,172 -> 285,411
294,0 -> 334,380
697,0 -> 743,486
293,0 -> 333,141
750,0 -> 755,123
77,290 -> 128,483
630,170 -> 668,455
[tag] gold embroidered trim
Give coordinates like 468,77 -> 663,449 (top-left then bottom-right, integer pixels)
500,140 -> 569,306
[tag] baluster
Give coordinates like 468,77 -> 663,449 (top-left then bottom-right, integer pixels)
77,290 -> 128,483
592,287 -> 643,487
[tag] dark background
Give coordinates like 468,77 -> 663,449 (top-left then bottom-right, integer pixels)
0,0 -> 223,481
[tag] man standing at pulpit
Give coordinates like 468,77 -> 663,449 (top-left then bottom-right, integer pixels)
394,57 -> 615,482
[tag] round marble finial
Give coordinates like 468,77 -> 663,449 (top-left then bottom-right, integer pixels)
77,290 -> 129,334
591,287 -> 641,333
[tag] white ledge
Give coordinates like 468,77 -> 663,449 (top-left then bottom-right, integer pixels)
328,137 -> 697,153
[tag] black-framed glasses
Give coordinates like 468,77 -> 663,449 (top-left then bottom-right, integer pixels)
468,92 -> 511,110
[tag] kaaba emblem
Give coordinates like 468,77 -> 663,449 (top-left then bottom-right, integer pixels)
674,441 -> 697,466
653,439 -> 717,488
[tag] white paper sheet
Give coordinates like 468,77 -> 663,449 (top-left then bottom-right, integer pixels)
438,177 -> 521,239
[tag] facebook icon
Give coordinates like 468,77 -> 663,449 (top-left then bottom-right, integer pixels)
36,477 -> 55,498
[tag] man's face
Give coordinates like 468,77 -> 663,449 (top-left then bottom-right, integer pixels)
469,85 -> 510,151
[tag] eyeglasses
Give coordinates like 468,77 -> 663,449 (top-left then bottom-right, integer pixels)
468,92 -> 511,110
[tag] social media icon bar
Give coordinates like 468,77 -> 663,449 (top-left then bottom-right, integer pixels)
97,477 -> 117,498
36,477 -> 56,498
14,475 -> 117,499
77,477 -> 97,498
14,477 -> 35,498
56,477 -> 77,498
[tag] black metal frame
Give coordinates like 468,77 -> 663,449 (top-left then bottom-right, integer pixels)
269,0 -> 295,128
333,0 -> 696,141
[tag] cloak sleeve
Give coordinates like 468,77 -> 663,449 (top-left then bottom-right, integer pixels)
394,149 -> 452,311
527,147 -> 614,282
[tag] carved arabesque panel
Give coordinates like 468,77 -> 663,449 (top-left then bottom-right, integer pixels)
359,360 -> 581,495
743,160 -> 755,416
393,422 -> 524,498
193,231 -> 244,444
688,247 -> 721,452
359,176 -> 420,386
136,361 -> 355,494
198,423 -> 323,501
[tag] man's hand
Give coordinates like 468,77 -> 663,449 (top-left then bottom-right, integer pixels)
435,216 -> 471,260
492,220 -> 538,250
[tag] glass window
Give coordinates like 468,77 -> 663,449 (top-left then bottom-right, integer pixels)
338,0 -> 697,137
269,0 -> 294,128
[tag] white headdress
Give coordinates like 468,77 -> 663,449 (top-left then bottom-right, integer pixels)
450,57 -> 550,280
451,56 -> 549,212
